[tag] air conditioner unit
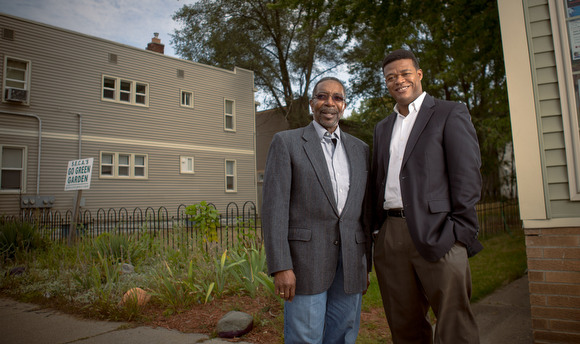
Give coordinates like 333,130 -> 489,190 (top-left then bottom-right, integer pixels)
5,87 -> 28,102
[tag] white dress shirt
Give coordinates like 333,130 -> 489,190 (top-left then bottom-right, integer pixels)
384,92 -> 427,210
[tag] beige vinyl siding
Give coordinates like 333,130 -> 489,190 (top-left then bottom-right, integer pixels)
525,0 -> 580,217
0,14 -> 257,216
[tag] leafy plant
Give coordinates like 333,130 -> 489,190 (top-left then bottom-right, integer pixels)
150,261 -> 195,315
91,232 -> 145,265
229,244 -> 268,298
182,259 -> 213,304
185,201 -> 220,243
214,249 -> 245,297
0,221 -> 45,258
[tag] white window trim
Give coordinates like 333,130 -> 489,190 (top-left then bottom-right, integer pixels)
180,90 -> 194,108
224,98 -> 236,132
225,159 -> 237,192
0,145 -> 27,193
180,156 -> 195,174
550,0 -> 580,200
101,75 -> 149,107
2,56 -> 31,105
99,151 -> 148,179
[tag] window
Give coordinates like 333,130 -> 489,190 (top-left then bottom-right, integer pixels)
224,99 -> 236,131
551,0 -> 580,199
2,57 -> 31,104
120,80 -> 131,102
135,83 -> 147,105
181,90 -> 194,108
134,155 -> 146,176
101,153 -> 114,176
100,152 -> 148,179
180,156 -> 194,174
101,75 -> 149,106
1,146 -> 26,192
118,154 -> 130,176
225,159 -> 236,192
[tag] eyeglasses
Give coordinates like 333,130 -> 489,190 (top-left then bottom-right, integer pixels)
314,93 -> 345,103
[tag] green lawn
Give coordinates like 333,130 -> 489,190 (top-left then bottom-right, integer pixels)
469,230 -> 528,302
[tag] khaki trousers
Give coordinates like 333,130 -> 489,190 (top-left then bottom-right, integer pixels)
373,216 -> 480,344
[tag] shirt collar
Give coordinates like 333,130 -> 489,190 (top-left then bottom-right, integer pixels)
312,120 -> 341,141
394,91 -> 427,117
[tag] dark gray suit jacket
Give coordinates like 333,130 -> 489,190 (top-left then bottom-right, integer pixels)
370,94 -> 483,261
262,122 -> 371,295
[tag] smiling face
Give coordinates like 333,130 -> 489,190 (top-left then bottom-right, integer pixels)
309,80 -> 346,133
383,58 -> 423,115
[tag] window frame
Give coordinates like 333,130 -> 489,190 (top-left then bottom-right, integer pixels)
180,156 -> 195,174
99,151 -> 148,179
101,75 -> 149,107
180,90 -> 194,108
2,56 -> 31,104
0,145 -> 27,193
225,159 -> 237,192
224,98 -> 236,131
550,0 -> 580,200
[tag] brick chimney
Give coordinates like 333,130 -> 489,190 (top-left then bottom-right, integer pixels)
146,32 -> 164,54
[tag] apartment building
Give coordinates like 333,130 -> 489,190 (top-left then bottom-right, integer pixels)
0,13 -> 257,216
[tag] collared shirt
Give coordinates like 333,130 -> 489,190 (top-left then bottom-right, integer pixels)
313,121 -> 350,215
384,92 -> 427,210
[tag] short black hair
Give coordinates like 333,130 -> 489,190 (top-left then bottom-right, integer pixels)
382,49 -> 420,70
312,76 -> 346,99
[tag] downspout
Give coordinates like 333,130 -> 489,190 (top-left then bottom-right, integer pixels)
77,113 -> 82,158
0,110 -> 41,195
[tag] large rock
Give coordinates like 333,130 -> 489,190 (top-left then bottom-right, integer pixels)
217,311 -> 253,338
120,263 -> 134,275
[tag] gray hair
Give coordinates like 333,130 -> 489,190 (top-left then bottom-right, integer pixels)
311,77 -> 347,99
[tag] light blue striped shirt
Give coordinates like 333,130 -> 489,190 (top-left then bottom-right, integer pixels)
312,121 -> 350,215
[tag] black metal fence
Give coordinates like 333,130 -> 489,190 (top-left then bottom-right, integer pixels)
11,201 -> 260,250
476,199 -> 521,238
6,199 -> 520,248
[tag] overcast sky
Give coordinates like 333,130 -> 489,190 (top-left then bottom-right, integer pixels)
0,0 -> 357,114
0,0 -> 195,57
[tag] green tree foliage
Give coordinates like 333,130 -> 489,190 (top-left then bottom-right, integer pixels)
172,0 -> 513,198
331,0 -> 511,198
171,0 -> 346,128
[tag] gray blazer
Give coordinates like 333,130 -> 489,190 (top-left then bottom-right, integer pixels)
370,94 -> 484,261
262,122 -> 371,295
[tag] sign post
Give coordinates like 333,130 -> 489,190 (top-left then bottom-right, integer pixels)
64,158 -> 94,244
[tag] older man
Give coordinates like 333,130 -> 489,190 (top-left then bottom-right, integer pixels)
262,76 -> 371,343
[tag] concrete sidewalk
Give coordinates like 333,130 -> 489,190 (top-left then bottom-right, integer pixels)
0,275 -> 532,343
0,297 -> 251,344
473,274 -> 533,344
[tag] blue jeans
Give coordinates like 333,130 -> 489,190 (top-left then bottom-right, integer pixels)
283,254 -> 363,344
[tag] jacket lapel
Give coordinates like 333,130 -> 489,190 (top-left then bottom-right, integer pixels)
381,114 -> 397,177
402,94 -> 435,168
342,133 -> 363,215
302,123 -> 338,212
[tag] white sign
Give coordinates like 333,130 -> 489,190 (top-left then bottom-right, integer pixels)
65,158 -> 94,191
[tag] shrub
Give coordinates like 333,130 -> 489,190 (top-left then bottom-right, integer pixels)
185,201 -> 219,243
91,232 -> 145,265
0,221 -> 45,259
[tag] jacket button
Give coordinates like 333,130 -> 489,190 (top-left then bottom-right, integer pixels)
334,240 -> 339,246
